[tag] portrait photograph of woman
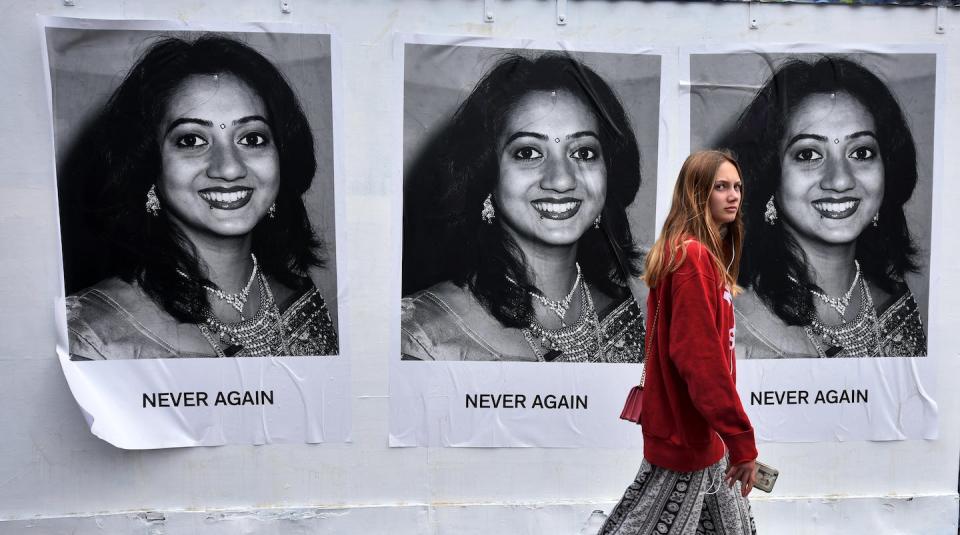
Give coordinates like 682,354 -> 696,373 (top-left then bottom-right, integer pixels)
401,43 -> 661,363
689,51 -> 935,359
49,27 -> 340,360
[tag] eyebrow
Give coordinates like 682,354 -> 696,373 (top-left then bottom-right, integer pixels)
504,131 -> 549,144
235,115 -> 270,126
785,130 -> 878,150
568,130 -> 600,141
847,130 -> 877,141
165,117 -> 212,136
164,115 -> 270,137
504,130 -> 600,145
784,133 -> 827,149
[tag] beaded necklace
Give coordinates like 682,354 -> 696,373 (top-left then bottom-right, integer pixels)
522,281 -> 601,362
198,272 -> 288,357
803,276 -> 880,358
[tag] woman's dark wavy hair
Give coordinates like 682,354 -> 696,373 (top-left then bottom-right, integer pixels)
718,56 -> 919,325
68,35 -> 321,323
403,52 -> 642,328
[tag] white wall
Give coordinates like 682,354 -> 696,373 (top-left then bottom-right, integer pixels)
1,0 -> 958,533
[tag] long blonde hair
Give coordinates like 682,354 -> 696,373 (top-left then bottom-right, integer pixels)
643,150 -> 744,292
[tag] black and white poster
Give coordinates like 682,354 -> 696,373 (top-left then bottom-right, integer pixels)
391,35 -> 667,447
45,17 -> 350,448
683,44 -> 941,441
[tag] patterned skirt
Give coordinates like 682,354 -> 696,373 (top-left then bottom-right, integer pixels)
598,457 -> 755,535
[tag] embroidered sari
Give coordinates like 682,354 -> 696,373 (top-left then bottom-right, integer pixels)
67,278 -> 338,360
401,283 -> 644,362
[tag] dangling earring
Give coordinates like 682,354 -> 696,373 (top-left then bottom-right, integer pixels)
872,212 -> 879,227
593,213 -> 602,229
481,194 -> 495,224
268,203 -> 277,219
145,184 -> 161,216
764,195 -> 777,226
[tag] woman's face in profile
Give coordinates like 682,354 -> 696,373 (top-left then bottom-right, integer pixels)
709,160 -> 742,226
776,91 -> 884,247
157,73 -> 280,244
494,90 -> 606,253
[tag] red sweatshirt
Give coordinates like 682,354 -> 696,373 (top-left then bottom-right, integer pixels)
641,240 -> 757,472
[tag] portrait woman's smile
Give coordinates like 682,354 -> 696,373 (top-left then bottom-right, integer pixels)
158,73 -> 280,242
494,90 -> 606,252
777,91 -> 884,247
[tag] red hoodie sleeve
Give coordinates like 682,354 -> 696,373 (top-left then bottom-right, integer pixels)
668,244 -> 757,465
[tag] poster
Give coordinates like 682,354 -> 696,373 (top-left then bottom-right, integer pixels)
390,35 -> 669,447
682,44 -> 941,441
43,17 -> 350,448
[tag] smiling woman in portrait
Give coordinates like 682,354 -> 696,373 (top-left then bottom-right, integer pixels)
401,53 -> 645,362
64,35 -> 338,359
721,57 -> 926,358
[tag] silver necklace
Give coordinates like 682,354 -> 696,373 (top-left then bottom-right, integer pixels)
522,281 -> 601,362
198,271 -> 288,357
789,260 -> 860,320
528,263 -> 582,326
803,275 -> 880,358
201,254 -> 258,320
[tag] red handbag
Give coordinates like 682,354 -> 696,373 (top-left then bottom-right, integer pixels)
619,385 -> 644,423
619,293 -> 661,425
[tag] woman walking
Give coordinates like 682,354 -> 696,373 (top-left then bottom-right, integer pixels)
600,150 -> 758,535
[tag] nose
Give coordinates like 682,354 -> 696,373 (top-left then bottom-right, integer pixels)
819,156 -> 856,193
206,141 -> 247,181
728,186 -> 741,203
539,154 -> 576,193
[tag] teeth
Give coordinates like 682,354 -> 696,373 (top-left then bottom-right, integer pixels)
199,190 -> 251,203
533,201 -> 578,213
813,200 -> 856,213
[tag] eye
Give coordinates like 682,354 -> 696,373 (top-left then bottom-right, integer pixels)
175,134 -> 208,148
571,147 -> 598,161
238,132 -> 270,147
794,148 -> 822,162
849,147 -> 876,160
513,147 -> 543,160
714,182 -> 727,191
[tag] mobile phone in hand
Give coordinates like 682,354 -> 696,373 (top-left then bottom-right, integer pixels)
754,461 -> 779,493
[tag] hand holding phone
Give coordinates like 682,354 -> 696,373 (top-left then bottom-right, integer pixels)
724,460 -> 757,497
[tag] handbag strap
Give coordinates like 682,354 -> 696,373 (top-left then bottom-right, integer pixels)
639,289 -> 663,389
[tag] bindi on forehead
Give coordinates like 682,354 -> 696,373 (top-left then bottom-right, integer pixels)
789,93 -> 875,133
160,81 -> 269,141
